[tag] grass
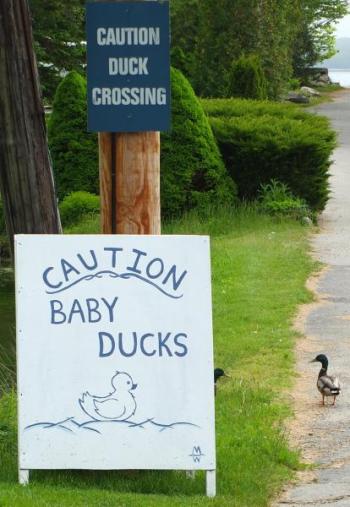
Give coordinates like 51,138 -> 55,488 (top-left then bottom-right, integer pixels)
0,270 -> 15,392
0,206 -> 316,506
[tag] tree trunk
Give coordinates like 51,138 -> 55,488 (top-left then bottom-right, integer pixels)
0,0 -> 61,255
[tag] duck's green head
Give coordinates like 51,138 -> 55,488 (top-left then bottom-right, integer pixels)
310,354 -> 328,369
214,368 -> 230,383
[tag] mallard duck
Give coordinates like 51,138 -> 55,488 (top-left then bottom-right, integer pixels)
310,354 -> 341,406
214,368 -> 230,395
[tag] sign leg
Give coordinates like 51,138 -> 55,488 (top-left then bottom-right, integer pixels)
19,469 -> 29,485
206,470 -> 216,497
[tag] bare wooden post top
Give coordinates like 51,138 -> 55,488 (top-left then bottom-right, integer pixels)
99,131 -> 161,235
116,131 -> 160,234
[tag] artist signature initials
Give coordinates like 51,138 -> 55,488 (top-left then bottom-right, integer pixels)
189,446 -> 205,463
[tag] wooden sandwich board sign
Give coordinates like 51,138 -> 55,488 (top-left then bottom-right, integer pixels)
16,235 -> 216,496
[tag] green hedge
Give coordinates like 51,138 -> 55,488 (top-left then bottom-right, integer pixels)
59,191 -> 100,227
202,98 -> 317,120
48,69 -> 236,218
203,98 -> 336,211
48,71 -> 98,200
160,68 -> 237,218
228,55 -> 268,100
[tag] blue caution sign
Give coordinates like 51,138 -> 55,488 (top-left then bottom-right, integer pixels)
86,1 -> 170,132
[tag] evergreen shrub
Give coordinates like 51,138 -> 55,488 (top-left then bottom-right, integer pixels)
48,71 -> 98,200
161,68 -> 237,218
288,78 -> 301,91
59,191 -> 100,227
48,68 -> 236,219
202,98 -> 312,120
204,98 -> 336,211
228,55 -> 268,100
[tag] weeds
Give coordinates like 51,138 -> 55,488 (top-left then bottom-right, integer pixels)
258,180 -> 313,222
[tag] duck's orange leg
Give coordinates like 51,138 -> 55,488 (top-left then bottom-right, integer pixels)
333,395 -> 336,406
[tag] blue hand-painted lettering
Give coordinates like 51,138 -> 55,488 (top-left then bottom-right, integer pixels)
42,247 -> 188,297
43,267 -> 63,289
126,248 -> 147,274
104,247 -> 123,267
77,250 -> 98,271
98,331 -> 188,358
146,257 -> 164,279
99,332 -> 115,357
50,296 -> 119,325
61,258 -> 80,281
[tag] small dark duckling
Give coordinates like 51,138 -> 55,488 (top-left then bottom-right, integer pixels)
214,368 -> 230,395
310,354 -> 341,406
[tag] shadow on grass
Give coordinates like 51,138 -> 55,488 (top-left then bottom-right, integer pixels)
31,469 -> 206,496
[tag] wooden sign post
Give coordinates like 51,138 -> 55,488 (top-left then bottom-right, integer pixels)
87,0 -> 169,235
99,131 -> 161,234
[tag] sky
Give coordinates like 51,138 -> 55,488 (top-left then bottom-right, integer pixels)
335,1 -> 350,38
335,15 -> 350,38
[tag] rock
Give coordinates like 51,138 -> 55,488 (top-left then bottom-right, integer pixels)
286,92 -> 310,104
44,105 -> 53,115
318,73 -> 331,84
308,67 -> 329,78
300,86 -> 321,97
305,67 -> 332,87
301,216 -> 313,226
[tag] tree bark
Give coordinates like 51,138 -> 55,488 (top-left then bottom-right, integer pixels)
0,0 -> 61,255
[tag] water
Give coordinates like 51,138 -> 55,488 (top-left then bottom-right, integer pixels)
329,69 -> 350,87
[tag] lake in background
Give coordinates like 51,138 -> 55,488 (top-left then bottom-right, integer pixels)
329,69 -> 350,87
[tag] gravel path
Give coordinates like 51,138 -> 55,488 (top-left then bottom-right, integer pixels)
274,90 -> 350,507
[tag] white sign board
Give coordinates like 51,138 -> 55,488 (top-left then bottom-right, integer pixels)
16,235 -> 215,477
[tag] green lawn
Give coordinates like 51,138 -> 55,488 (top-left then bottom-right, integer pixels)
0,270 -> 15,391
0,207 -> 316,506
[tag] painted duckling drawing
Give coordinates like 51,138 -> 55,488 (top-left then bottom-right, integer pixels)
79,371 -> 137,421
311,354 -> 341,406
